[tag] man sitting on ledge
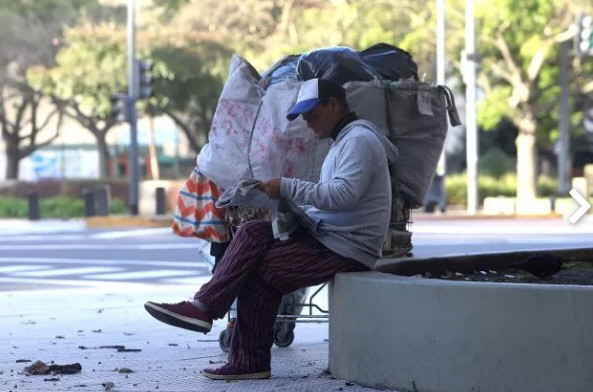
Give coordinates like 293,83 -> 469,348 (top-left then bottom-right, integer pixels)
144,78 -> 398,381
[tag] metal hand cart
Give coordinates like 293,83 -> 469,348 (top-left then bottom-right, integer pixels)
217,284 -> 330,352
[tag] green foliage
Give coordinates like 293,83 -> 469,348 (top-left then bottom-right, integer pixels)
0,197 -> 28,218
0,196 -> 127,218
109,198 -> 128,214
445,172 -> 559,205
40,196 -> 85,218
478,148 -> 515,178
28,23 -> 128,118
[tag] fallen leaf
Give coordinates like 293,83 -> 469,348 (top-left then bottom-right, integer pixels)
15,359 -> 32,363
118,368 -> 134,374
24,360 -> 50,375
92,329 -> 102,333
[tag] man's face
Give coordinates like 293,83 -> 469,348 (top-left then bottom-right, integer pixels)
302,98 -> 341,139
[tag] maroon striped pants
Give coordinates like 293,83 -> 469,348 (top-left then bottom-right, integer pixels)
194,220 -> 366,371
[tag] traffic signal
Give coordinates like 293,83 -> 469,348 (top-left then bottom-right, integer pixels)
578,14 -> 593,56
110,93 -> 128,122
138,60 -> 153,99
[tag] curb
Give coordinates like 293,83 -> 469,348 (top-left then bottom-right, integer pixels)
411,211 -> 564,220
85,215 -> 172,228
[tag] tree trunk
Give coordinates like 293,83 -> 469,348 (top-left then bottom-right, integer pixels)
96,137 -> 110,178
515,129 -> 537,213
5,144 -> 19,179
148,115 -> 160,180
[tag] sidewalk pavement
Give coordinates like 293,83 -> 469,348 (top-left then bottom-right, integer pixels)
0,283 -> 388,392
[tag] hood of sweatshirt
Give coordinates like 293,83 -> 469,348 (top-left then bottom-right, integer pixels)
336,119 -> 399,164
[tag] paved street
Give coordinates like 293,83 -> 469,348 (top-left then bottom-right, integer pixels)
1,215 -> 592,391
0,224 -> 212,291
1,216 -> 592,292
411,215 -> 593,257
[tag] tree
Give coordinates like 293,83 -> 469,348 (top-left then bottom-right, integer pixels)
0,85 -> 65,179
147,39 -> 232,152
469,0 -> 593,209
0,0 -> 97,179
28,22 -> 128,178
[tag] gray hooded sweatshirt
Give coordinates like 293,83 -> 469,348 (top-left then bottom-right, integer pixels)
280,119 -> 398,268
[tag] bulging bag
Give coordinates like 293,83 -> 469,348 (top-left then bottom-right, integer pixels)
345,79 -> 460,208
296,46 -> 377,85
197,55 -> 263,189
172,167 -> 230,243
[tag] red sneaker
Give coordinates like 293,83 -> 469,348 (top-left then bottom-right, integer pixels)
144,301 -> 212,334
202,363 -> 271,380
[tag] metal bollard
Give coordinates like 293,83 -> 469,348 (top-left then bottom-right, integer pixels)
83,189 -> 95,217
27,191 -> 40,221
156,187 -> 166,215
95,185 -> 110,216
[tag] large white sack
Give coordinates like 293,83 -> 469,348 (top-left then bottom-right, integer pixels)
199,56 -> 330,189
249,79 -> 331,183
197,55 -> 263,189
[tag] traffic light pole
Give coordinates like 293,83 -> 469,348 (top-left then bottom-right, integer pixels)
465,0 -> 478,214
558,40 -> 570,195
127,0 -> 139,215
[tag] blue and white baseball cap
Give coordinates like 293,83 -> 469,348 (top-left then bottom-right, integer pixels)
286,78 -> 346,121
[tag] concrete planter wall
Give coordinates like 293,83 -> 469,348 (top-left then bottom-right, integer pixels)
329,271 -> 593,392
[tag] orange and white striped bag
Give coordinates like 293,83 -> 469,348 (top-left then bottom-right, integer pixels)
172,167 -> 230,243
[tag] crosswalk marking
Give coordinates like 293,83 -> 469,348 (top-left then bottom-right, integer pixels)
15,267 -> 123,277
0,243 -> 200,250
0,265 -> 52,273
90,228 -> 174,239
162,276 -> 211,286
85,269 -> 200,280
0,257 -> 210,268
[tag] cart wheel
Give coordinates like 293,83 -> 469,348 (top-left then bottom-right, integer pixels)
273,328 -> 294,348
219,328 -> 232,353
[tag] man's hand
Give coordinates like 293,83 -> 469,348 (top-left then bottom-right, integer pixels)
258,178 -> 282,199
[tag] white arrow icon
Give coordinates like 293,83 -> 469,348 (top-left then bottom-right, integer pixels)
569,189 -> 591,224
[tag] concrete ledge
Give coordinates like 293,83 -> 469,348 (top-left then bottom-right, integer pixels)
375,247 -> 593,276
86,215 -> 172,228
329,271 -> 593,392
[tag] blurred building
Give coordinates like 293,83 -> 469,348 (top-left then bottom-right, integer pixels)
0,115 -> 195,181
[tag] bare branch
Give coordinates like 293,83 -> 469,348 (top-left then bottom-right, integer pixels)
495,33 -> 522,83
164,107 -> 200,152
554,23 -> 578,43
526,47 -> 548,82
19,131 -> 60,160
36,108 -> 59,135
486,60 -> 514,85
